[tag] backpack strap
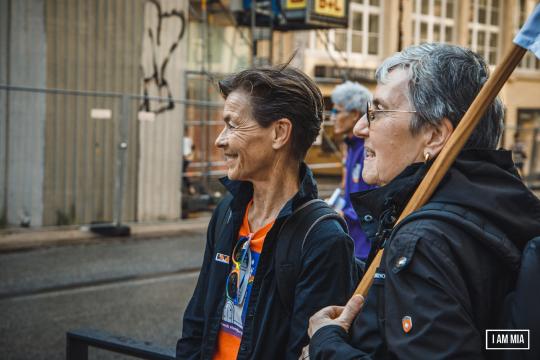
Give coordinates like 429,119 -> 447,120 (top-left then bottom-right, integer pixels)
274,199 -> 348,314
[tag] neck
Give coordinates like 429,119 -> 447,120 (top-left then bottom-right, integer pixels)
248,160 -> 300,231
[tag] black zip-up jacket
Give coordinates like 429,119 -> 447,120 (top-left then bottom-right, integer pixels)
310,149 -> 540,359
177,163 -> 358,360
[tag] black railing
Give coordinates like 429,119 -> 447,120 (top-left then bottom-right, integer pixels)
66,329 -> 175,360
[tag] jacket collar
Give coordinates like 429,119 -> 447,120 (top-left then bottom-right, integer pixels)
350,161 -> 429,223
219,162 -> 319,219
351,148 -> 540,258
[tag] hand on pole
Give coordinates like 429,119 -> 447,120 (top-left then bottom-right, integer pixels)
308,294 -> 365,338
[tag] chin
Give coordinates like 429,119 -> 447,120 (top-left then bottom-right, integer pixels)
228,168 -> 248,181
227,171 -> 239,180
362,170 -> 379,186
364,178 -> 378,186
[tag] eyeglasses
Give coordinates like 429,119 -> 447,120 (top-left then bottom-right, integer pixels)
226,235 -> 252,306
366,101 -> 417,128
330,108 -> 348,116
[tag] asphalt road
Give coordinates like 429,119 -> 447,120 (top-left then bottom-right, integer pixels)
0,231 -> 207,360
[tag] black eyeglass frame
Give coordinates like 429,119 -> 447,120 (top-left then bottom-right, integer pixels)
366,101 -> 417,127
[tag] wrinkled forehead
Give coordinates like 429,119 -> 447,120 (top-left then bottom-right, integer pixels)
223,91 -> 252,116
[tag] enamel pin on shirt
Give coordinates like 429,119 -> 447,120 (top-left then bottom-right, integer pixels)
402,316 -> 413,333
215,253 -> 230,264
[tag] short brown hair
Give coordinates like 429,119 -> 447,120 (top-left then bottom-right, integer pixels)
218,65 -> 323,160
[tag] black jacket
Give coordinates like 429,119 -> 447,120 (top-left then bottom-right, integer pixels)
177,164 -> 358,360
310,149 -> 540,359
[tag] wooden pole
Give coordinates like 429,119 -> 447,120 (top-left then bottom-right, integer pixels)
354,44 -> 527,297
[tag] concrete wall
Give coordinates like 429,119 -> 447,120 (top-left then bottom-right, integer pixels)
42,0 -> 146,225
3,0 -> 47,227
0,0 -> 9,226
2,0 -> 191,226
137,0 -> 188,221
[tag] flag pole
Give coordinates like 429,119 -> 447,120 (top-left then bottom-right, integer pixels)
354,43 -> 527,297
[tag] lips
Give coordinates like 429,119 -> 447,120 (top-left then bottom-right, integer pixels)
224,153 -> 238,165
364,147 -> 375,159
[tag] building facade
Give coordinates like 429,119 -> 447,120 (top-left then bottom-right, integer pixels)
2,0 -> 538,227
298,0 -> 540,178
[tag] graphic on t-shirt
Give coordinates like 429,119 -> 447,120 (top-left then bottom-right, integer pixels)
221,250 -> 261,338
213,200 -> 274,360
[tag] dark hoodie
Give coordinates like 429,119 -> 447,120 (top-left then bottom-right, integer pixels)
310,149 -> 540,359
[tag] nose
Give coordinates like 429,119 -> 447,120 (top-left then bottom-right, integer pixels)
353,113 -> 369,139
215,127 -> 227,148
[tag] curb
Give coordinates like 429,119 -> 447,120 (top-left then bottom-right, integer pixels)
0,217 -> 211,253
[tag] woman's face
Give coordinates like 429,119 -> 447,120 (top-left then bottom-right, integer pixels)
353,68 -> 427,186
332,104 -> 359,136
214,91 -> 276,182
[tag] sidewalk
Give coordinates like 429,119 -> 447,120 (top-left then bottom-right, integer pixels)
0,217 -> 211,253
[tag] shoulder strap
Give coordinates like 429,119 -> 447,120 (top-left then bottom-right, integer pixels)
274,199 -> 348,314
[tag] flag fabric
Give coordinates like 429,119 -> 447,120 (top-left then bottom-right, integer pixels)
514,4 -> 540,59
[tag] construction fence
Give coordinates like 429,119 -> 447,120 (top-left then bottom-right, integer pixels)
0,84 -> 343,228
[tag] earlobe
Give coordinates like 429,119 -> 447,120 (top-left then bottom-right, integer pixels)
424,118 -> 454,157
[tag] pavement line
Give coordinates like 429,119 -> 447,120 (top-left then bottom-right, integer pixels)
0,267 -> 201,302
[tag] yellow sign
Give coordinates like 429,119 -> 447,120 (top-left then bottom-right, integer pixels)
314,0 -> 346,18
286,0 -> 307,9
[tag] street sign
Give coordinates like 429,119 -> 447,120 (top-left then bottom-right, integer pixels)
285,0 -> 307,10
314,0 -> 346,18
306,0 -> 348,28
278,0 -> 349,29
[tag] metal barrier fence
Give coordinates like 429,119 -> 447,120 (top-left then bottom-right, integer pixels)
66,329 -> 174,360
1,84 -> 342,228
0,84 -> 224,227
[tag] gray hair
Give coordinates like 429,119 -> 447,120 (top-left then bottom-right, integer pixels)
376,43 -> 504,149
331,81 -> 372,113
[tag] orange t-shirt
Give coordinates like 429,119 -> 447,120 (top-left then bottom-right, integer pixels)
213,201 -> 275,360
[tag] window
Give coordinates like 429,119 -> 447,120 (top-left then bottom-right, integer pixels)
312,0 -> 382,58
411,0 -> 456,44
516,0 -> 540,71
468,0 -> 501,65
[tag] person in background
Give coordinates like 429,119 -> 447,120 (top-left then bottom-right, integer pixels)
330,81 -> 377,261
511,131 -> 527,176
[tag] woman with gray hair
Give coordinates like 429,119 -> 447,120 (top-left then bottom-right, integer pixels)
330,81 -> 376,261
307,43 -> 540,358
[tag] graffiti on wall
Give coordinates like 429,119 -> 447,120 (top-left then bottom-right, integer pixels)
140,0 -> 186,114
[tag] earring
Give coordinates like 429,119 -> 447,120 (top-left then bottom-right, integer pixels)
424,152 -> 431,163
